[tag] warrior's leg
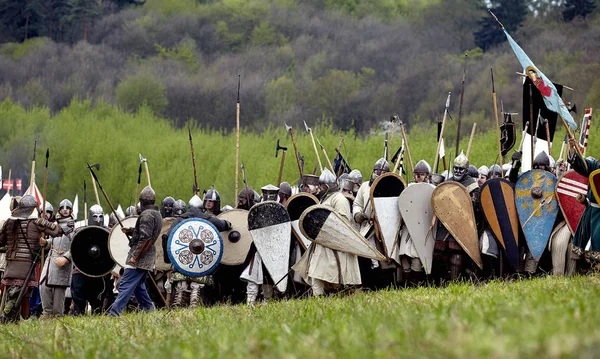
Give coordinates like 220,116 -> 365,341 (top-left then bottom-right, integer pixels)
189,282 -> 203,308
132,273 -> 155,312
262,284 -> 273,301
39,282 -> 54,316
566,244 -> 581,276
53,287 -> 66,316
246,282 -> 259,305
311,279 -> 325,296
450,253 -> 462,281
173,281 -> 186,307
523,250 -> 536,275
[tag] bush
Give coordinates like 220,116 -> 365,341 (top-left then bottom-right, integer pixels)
115,73 -> 168,114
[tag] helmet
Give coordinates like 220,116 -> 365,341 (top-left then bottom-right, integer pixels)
468,165 -> 479,179
173,199 -> 187,216
261,184 -> 280,202
430,174 -> 445,186
125,205 -> 136,217
59,199 -> 73,211
317,168 -> 338,198
139,186 -> 156,206
39,202 -> 54,215
135,202 -> 141,215
13,195 -> 38,218
9,196 -> 21,212
533,151 -> 550,169
221,205 -> 233,212
203,185 -> 221,214
478,165 -> 489,177
373,158 -> 390,172
301,174 -> 320,195
237,187 -> 256,210
189,194 -> 203,210
278,182 -> 292,198
488,164 -> 502,179
413,160 -> 431,175
161,196 -> 175,218
452,151 -> 469,181
348,169 -> 363,194
338,173 -> 349,193
108,213 -> 118,228
88,204 -> 104,226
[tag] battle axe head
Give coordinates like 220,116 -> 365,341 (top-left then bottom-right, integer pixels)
303,120 -> 311,133
284,123 -> 292,133
276,139 -> 287,158
89,163 -> 100,171
139,153 -> 147,163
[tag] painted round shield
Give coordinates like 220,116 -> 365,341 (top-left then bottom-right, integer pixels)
108,216 -> 138,268
217,209 -> 253,265
167,218 -> 223,277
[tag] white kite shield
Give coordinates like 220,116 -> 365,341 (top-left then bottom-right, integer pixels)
370,172 -> 406,258
286,193 -> 319,249
248,201 -> 291,293
217,209 -> 253,266
397,183 -> 436,274
299,205 -> 385,261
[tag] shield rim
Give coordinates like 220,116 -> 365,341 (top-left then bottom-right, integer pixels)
167,218 -> 224,277
590,168 -> 600,205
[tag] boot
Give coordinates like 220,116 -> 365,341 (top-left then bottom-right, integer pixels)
262,284 -> 273,301
312,279 -> 325,297
189,283 -> 203,308
566,248 -> 580,276
246,282 -> 259,305
450,254 -> 462,281
173,282 -> 186,307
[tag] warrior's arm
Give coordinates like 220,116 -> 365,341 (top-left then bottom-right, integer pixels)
207,216 -> 232,232
131,215 -> 158,261
35,218 -> 62,237
568,152 -> 597,177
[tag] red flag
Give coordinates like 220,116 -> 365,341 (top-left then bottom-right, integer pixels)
2,180 -> 13,190
16,179 -> 22,191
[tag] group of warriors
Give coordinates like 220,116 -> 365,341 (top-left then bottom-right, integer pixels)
0,136 -> 598,321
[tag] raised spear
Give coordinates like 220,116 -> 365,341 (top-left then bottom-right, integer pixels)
41,148 -> 49,264
304,120 -> 323,172
188,125 -> 200,195
285,123 -> 305,186
491,68 -> 504,171
433,92 -> 451,173
134,163 -> 142,205
235,75 -> 241,197
456,54 -> 467,155
29,141 -> 36,189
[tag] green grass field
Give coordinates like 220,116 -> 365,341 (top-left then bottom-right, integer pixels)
1,275 -> 599,358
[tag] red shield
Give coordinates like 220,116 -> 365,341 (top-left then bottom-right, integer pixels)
556,170 -> 589,234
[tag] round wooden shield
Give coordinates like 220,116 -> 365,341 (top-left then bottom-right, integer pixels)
71,225 -> 114,277
217,209 -> 253,265
109,216 -> 138,268
286,193 -> 318,249
167,218 -> 223,277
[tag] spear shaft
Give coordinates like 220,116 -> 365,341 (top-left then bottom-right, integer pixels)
189,126 -> 199,195
235,75 -> 241,197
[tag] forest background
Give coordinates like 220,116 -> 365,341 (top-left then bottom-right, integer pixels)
0,0 -> 598,212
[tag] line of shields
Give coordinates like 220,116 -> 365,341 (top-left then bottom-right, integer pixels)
70,168 -> 594,295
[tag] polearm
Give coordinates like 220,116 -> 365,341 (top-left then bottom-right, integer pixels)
398,119 -> 414,173
30,141 -> 36,188
89,164 -> 101,205
41,148 -> 49,265
466,123 -> 477,158
512,121 -> 529,170
7,168 -> 11,196
83,180 -> 88,223
188,126 -> 200,195
304,121 -> 323,172
86,163 -> 167,307
135,163 -> 142,203
235,75 -> 241,198
455,54 -> 467,155
316,137 -> 334,174
543,118 -> 551,156
389,115 -> 397,158
491,68 -> 504,170
285,123 -> 305,186
383,133 -> 389,162
529,85 -> 535,166
139,154 -> 151,188
433,92 -> 451,173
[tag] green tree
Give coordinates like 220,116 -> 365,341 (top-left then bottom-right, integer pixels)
474,0 -> 528,51
67,0 -> 100,41
115,73 -> 168,115
563,0 -> 596,21
0,0 -> 47,41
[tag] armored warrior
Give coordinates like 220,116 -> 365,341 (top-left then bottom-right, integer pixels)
203,186 -> 222,216
353,158 -> 389,288
434,152 -> 481,281
295,169 -> 361,296
0,195 -> 61,321
278,182 -> 292,206
160,196 -> 176,218
39,199 -> 75,318
478,165 -> 489,187
237,187 -> 257,210
398,160 -> 431,280
110,186 -> 163,315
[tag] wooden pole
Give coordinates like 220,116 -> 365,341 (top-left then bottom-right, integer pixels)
235,75 -> 241,198
455,54 -> 467,155
399,121 -> 414,173
491,69 -> 504,172
433,93 -> 451,174
466,123 -> 477,158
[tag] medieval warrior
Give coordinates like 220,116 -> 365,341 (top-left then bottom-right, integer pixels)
110,186 -> 163,315
0,195 -> 62,321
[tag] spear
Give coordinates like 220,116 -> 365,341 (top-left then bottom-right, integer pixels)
41,148 -> 49,265
139,154 -> 151,188
466,123 -> 477,158
285,123 -> 305,186
491,68 -> 504,171
304,120 -> 323,172
316,137 -> 335,175
188,125 -> 200,195
235,75 -> 241,197
398,119 -> 414,173
134,163 -> 142,204
30,141 -> 37,188
456,54 -> 467,155
433,92 -> 451,173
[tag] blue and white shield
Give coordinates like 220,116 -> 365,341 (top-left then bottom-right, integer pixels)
167,218 -> 223,277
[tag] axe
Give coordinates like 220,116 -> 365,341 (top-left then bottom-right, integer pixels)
89,163 -> 101,205
240,162 -> 248,188
276,139 -> 287,185
285,123 -> 305,186
139,153 -> 151,187
316,137 -> 334,175
304,120 -> 323,172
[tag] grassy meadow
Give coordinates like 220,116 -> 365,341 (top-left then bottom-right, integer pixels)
0,275 -> 598,358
